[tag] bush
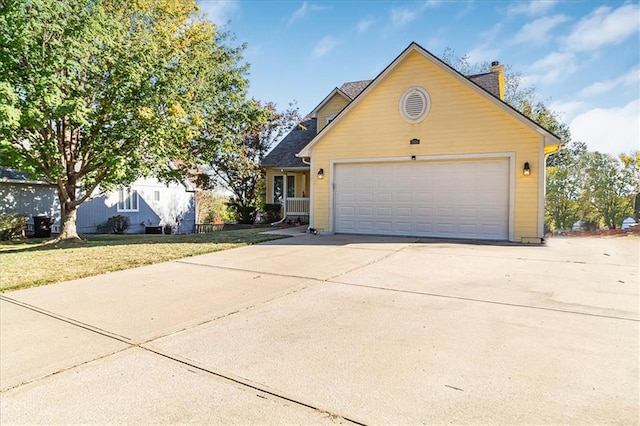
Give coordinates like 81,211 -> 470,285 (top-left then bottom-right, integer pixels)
107,215 -> 130,234
262,203 -> 282,224
0,213 -> 28,240
229,204 -> 257,224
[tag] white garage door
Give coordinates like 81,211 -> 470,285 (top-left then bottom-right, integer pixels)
334,159 -> 510,240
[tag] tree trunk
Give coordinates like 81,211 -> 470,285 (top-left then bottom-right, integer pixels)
57,199 -> 82,242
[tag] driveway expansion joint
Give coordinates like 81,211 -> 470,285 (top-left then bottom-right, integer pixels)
330,281 -> 640,322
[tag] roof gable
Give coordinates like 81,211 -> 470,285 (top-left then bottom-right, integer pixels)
310,88 -> 351,117
262,118 -> 316,168
298,42 -> 561,158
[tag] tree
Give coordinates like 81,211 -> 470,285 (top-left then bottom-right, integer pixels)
582,152 -> 638,229
207,101 -> 299,223
545,141 -> 588,231
0,0 -> 250,241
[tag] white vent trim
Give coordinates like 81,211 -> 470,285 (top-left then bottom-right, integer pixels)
399,86 -> 430,123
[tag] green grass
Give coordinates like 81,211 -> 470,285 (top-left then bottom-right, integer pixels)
0,229 -> 286,292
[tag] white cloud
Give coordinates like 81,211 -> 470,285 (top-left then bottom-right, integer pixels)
563,3 -> 640,52
424,0 -> 444,8
198,0 -> 239,25
570,100 -> 640,155
391,6 -> 420,27
549,100 -> 588,122
465,23 -> 502,65
507,0 -> 558,17
466,46 -> 499,65
288,1 -> 328,25
312,36 -> 337,58
356,17 -> 375,34
512,14 -> 569,44
579,66 -> 640,97
524,51 -> 577,84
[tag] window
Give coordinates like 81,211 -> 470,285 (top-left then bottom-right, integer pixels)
287,175 -> 296,198
118,188 -> 139,212
273,175 -> 296,203
153,191 -> 160,202
273,176 -> 283,203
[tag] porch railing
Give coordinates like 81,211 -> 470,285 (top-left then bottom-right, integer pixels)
285,197 -> 310,215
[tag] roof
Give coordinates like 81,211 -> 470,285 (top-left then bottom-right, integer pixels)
0,167 -> 52,185
339,80 -> 373,99
0,167 -> 29,181
262,118 -> 316,168
468,72 -> 500,98
298,41 -> 562,158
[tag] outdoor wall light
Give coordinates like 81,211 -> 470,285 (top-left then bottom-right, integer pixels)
410,138 -> 420,145
523,162 -> 531,176
317,168 -> 324,179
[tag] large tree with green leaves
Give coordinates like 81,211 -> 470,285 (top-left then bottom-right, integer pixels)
0,0 -> 250,241
207,101 -> 299,223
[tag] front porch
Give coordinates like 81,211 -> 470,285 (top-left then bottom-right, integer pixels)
266,167 -> 311,221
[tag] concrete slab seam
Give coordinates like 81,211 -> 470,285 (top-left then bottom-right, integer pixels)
0,295 -> 133,341
326,245 -> 412,282
329,281 -> 640,322
0,345 -> 132,392
139,345 -> 367,426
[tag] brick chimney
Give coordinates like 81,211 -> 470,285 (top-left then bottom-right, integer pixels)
491,61 -> 505,100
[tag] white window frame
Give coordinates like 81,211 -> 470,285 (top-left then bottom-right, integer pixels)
117,188 -> 139,212
273,175 -> 284,204
153,190 -> 160,202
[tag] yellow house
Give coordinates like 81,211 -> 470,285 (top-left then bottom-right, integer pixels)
264,42 -> 560,242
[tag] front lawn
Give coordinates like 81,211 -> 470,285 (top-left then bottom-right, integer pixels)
0,229 -> 286,292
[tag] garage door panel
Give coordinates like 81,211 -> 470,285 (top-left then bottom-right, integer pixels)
334,160 -> 509,240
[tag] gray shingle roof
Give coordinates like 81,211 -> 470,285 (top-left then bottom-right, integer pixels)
339,80 -> 372,99
0,167 -> 30,181
262,118 -> 316,168
468,72 -> 500,98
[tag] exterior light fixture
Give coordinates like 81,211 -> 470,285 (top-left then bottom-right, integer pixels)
317,168 -> 324,179
523,162 -> 531,176
410,138 -> 420,145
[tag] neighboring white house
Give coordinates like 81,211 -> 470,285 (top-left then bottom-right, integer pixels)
77,176 -> 197,234
1,167 -> 197,235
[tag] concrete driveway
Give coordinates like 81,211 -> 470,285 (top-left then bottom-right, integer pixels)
1,234 -> 638,424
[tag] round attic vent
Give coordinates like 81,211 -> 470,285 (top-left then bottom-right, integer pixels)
399,87 -> 430,123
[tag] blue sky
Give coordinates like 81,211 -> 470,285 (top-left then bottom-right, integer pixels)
197,0 -> 639,155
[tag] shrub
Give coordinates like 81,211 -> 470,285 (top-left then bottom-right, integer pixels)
0,213 -> 28,240
107,215 -> 130,234
229,204 -> 256,224
262,203 -> 282,224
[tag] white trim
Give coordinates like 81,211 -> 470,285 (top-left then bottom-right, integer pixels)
117,188 -> 139,212
309,157 -> 315,228
329,152 -> 516,241
538,136 -> 546,239
399,86 -> 431,123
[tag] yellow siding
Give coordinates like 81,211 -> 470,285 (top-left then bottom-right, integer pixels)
317,94 -> 350,133
310,50 -> 543,241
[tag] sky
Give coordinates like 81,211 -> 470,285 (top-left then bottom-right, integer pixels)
197,0 -> 640,156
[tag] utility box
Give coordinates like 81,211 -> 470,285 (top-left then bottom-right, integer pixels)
33,216 -> 53,238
